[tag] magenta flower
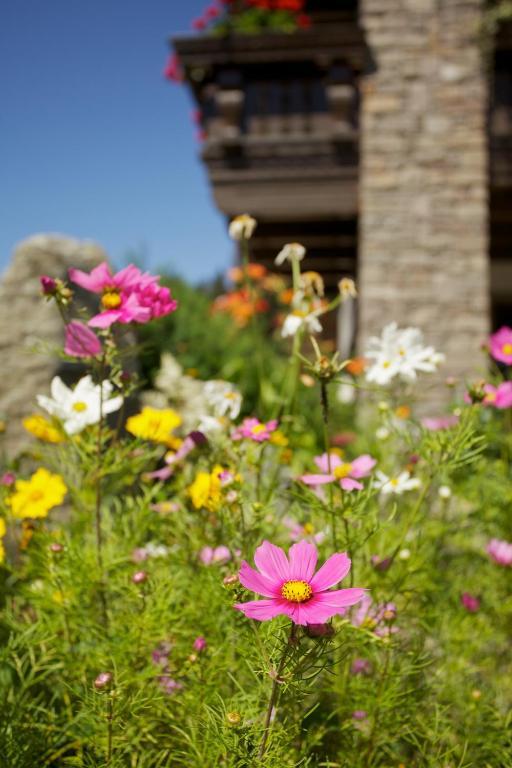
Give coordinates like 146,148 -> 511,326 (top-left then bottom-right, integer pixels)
487,538 -> 512,566
68,262 -> 177,329
351,658 -> 372,676
421,414 -> 459,431
163,53 -> 183,83
40,275 -> 57,295
64,320 -> 102,358
157,675 -> 183,695
235,540 -> 365,626
489,326 -> 512,365
232,417 -> 278,443
482,382 -> 512,410
0,472 -> 16,486
301,452 -> 376,491
193,636 -> 207,652
461,593 -> 480,613
199,545 -> 231,565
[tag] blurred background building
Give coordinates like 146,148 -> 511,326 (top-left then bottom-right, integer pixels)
172,0 -> 512,378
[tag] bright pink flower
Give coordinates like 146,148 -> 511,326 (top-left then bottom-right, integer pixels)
487,538 -> 512,566
461,593 -> 480,612
40,275 -> 57,295
1,472 -> 16,486
192,17 -> 206,29
163,53 -> 183,83
421,414 -> 459,430
482,382 -> 512,410
352,710 -> 367,721
232,417 -> 278,443
193,636 -> 207,652
235,540 -> 365,626
200,545 -> 231,565
489,326 -> 512,365
301,452 -> 376,491
68,262 -> 177,329
64,321 -> 102,358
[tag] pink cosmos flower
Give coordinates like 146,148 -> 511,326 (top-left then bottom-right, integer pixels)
68,262 -> 177,329
232,417 -> 278,443
199,545 -> 231,565
482,382 -> 512,410
283,515 -> 326,545
235,540 -> 365,626
352,594 -> 398,637
193,636 -> 207,652
0,472 -> 16,486
489,326 -> 512,365
351,658 -> 372,676
487,538 -> 512,566
421,414 -> 459,431
301,452 -> 376,491
64,320 -> 102,358
461,593 -> 480,613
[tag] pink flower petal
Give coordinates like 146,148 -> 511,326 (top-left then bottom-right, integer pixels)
234,599 -> 288,621
350,455 -> 376,478
340,478 -> 363,491
288,540 -> 317,582
314,453 -> 342,473
88,310 -> 122,328
69,262 -> 112,292
301,474 -> 336,486
253,541 -> 290,582
310,553 -> 351,592
239,561 -> 281,598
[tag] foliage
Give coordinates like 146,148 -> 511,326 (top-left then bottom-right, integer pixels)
0,249 -> 511,768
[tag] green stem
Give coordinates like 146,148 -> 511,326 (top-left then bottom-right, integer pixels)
257,622 -> 297,761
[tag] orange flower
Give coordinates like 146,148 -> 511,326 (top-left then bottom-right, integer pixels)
228,263 -> 267,283
346,357 -> 367,376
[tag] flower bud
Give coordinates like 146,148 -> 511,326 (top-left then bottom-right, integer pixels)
50,542 -> 64,554
338,277 -> 357,299
229,214 -> 257,241
226,711 -> 241,727
40,275 -> 57,295
94,672 -> 112,690
132,570 -> 148,585
193,636 -> 207,652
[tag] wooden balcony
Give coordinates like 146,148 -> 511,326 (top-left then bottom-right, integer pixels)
172,12 -> 365,221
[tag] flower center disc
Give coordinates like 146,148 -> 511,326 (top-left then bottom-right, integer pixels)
101,290 -> 122,309
503,343 -> 512,355
72,401 -> 88,412
333,463 -> 352,479
281,580 -> 313,603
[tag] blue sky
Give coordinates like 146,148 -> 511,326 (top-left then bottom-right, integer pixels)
0,0 -> 234,283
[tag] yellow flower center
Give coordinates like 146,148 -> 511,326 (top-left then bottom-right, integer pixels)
382,360 -> 391,368
399,347 -> 406,356
30,490 -> 44,502
101,290 -> 122,309
390,478 -> 399,487
333,463 -> 353,479
485,392 -> 496,403
281,580 -> 313,603
251,424 -> 266,435
72,401 -> 88,412
303,522 -> 315,535
502,343 -> 512,355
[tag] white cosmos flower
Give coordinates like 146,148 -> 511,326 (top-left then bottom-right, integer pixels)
373,470 -> 421,495
203,380 -> 242,420
275,242 -> 306,266
37,375 -> 123,435
365,323 -> 444,386
196,415 -> 226,435
228,214 -> 257,241
281,311 -> 322,338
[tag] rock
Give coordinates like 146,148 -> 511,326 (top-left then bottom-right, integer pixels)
0,234 -> 106,457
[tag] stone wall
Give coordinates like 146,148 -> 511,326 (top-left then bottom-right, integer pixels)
0,235 -> 105,457
358,0 -> 490,393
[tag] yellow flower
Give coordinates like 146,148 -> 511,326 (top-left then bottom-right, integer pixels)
189,467 -> 223,512
0,518 -> 5,563
126,407 -> 182,449
269,430 -> 288,448
23,414 -> 65,443
7,468 -> 67,519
